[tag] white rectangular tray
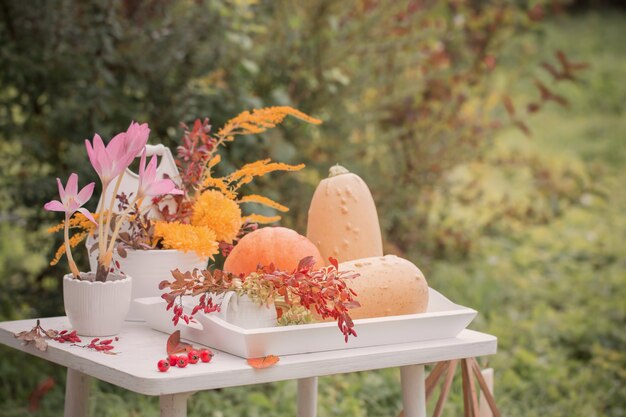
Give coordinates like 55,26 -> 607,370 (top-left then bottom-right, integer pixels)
135,288 -> 476,358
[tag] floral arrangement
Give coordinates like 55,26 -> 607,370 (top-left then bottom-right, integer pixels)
145,106 -> 320,258
159,256 -> 361,341
47,107 -> 320,272
45,122 -> 181,281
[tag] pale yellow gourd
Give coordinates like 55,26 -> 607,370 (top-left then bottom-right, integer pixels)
306,165 -> 383,264
339,255 -> 428,320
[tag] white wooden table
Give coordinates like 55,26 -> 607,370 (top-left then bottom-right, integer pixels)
0,317 -> 497,417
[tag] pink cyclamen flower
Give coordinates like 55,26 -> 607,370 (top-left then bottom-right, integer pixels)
85,121 -> 150,186
136,150 -> 183,198
44,173 -> 96,223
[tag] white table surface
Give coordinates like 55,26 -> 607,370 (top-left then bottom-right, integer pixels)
0,316 -> 497,397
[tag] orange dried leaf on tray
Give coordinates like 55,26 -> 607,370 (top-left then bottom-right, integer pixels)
166,330 -> 193,355
247,355 -> 280,369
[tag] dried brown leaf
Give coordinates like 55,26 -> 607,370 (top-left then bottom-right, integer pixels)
34,337 -> 48,352
15,329 -> 37,342
44,329 -> 59,339
116,243 -> 127,258
166,330 -> 193,355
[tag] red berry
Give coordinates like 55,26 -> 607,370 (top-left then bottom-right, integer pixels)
200,349 -> 213,363
168,354 -> 178,366
188,350 -> 199,364
177,356 -> 188,368
157,359 -> 170,372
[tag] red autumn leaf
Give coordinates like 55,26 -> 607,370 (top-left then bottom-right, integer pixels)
247,355 -> 280,369
328,257 -> 339,270
297,256 -> 316,271
344,300 -> 361,309
166,330 -> 193,355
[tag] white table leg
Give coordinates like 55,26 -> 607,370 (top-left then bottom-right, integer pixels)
160,393 -> 192,417
400,364 -> 427,417
297,376 -> 318,417
65,368 -> 91,417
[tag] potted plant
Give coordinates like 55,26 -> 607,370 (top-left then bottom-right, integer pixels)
45,122 -> 181,336
84,142 -> 210,321
50,107 -> 322,321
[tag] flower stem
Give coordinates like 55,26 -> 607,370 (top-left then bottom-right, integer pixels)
104,199 -> 140,258
64,213 -> 80,278
103,174 -> 124,252
97,181 -> 109,264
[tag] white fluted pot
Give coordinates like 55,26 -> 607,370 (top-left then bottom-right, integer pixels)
220,292 -> 277,329
63,273 -> 132,336
89,248 -> 208,321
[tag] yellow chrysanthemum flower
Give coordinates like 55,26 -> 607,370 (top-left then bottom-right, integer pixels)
191,190 -> 242,243
153,222 -> 219,259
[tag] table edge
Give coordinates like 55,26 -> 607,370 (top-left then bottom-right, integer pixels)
0,320 -> 497,396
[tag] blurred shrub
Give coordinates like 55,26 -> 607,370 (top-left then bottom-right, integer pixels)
420,138 -> 592,257
228,1 -> 587,255
0,1 -> 583,264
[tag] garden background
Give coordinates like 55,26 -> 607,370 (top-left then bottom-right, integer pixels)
0,1 -> 624,416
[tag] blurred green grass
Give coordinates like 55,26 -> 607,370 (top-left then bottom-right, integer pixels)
1,10 -> 624,417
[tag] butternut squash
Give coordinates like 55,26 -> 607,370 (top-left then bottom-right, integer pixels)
306,165 -> 383,264
339,255 -> 428,319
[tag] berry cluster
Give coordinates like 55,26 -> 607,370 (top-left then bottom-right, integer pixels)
85,338 -> 116,352
165,294 -> 220,326
171,304 -> 192,326
54,330 -> 81,344
70,337 -> 119,354
157,349 -> 213,372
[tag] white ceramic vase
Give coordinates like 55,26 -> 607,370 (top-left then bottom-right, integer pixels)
220,292 -> 277,329
63,273 -> 132,336
88,248 -> 207,321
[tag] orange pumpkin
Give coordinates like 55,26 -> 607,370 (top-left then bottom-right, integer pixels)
224,227 -> 324,276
